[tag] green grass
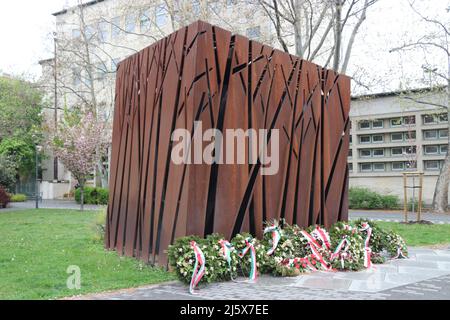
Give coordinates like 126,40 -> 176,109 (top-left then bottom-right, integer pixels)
377,221 -> 450,247
0,209 -> 175,300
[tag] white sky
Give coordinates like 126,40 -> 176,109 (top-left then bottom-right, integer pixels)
0,0 -> 447,93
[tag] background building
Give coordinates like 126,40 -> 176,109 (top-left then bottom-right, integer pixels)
38,0 -> 449,206
349,88 -> 448,205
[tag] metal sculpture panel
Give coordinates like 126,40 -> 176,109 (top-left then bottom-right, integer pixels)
105,21 -> 351,266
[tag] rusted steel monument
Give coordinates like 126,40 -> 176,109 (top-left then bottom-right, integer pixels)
105,21 -> 351,266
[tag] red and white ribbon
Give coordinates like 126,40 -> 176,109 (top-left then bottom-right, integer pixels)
239,237 -> 258,282
314,226 -> 331,250
189,241 -> 206,294
264,224 -> 281,255
300,230 -> 332,271
331,237 -> 350,269
359,223 -> 372,269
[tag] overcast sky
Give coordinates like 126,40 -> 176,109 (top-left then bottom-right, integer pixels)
0,0 -> 447,94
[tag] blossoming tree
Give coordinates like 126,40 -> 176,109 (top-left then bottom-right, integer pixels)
49,108 -> 109,210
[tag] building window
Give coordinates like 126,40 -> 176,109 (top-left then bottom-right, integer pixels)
112,17 -> 121,38
359,120 -> 371,130
72,68 -> 81,86
72,29 -> 81,39
392,162 -> 404,171
406,161 -> 417,170
439,129 -> 448,139
360,149 -> 371,157
246,26 -> 261,40
405,146 -> 416,155
98,21 -> 108,41
423,114 -> 437,124
348,149 -> 352,157
404,115 -> 415,125
425,160 -> 440,170
125,15 -> 136,33
373,149 -> 384,157
391,132 -> 403,142
440,113 -> 448,123
192,0 -> 201,16
391,147 -> 403,156
140,10 -> 151,31
405,131 -> 416,140
372,135 -> 384,143
348,163 -> 353,172
373,163 -> 385,171
390,118 -> 402,127
85,24 -> 95,40
94,63 -> 106,80
156,4 -> 168,27
349,135 -> 352,144
424,145 -> 439,155
424,130 -> 438,140
372,119 -> 383,129
441,145 -> 448,154
360,163 -> 372,172
359,135 -> 371,144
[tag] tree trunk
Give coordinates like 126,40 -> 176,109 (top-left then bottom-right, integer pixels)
432,79 -> 450,213
80,184 -> 85,212
432,154 -> 450,213
333,0 -> 342,72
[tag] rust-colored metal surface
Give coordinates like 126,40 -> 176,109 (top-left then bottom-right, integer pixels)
105,21 -> 351,266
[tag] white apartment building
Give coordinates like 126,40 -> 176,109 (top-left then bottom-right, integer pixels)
349,88 -> 448,205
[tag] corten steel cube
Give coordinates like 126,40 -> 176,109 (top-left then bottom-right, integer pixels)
105,21 -> 351,266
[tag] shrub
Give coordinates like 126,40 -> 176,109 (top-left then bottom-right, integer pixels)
329,222 -> 365,270
349,187 -> 400,210
351,219 -> 387,264
231,232 -> 272,275
407,199 -> 425,211
167,233 -> 239,284
0,186 -> 11,208
10,194 -> 27,202
91,208 -> 107,243
75,187 -> 109,205
0,155 -> 16,193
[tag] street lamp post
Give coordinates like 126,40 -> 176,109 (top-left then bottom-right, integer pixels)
35,144 -> 42,209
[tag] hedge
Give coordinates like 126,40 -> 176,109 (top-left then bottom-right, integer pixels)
74,187 -> 109,205
349,187 -> 400,210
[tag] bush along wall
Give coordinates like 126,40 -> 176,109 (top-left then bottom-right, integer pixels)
74,187 -> 109,205
167,219 -> 408,294
349,187 -> 400,210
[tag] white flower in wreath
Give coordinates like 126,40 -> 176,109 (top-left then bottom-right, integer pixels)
178,248 -> 183,252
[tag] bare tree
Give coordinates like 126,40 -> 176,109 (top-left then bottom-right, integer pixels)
41,0 -> 260,188
390,0 -> 449,213
257,0 -> 378,73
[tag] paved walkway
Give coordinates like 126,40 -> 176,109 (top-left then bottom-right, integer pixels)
4,202 -> 450,223
72,247 -> 450,300
2,200 -> 104,212
349,210 -> 450,224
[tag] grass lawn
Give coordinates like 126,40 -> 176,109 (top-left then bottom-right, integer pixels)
377,221 -> 450,247
0,209 -> 175,300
